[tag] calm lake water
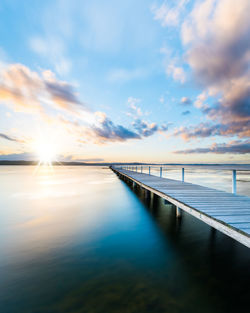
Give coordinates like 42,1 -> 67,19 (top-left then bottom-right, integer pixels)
0,166 -> 250,313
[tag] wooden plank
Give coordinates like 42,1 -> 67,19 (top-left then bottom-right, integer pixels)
112,167 -> 250,248
213,215 -> 250,222
201,210 -> 250,214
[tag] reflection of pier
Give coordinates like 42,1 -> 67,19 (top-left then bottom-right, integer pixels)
111,166 -> 250,248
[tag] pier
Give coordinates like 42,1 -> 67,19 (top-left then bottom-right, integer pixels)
111,166 -> 250,248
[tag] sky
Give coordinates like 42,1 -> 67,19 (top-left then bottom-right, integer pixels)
0,0 -> 249,163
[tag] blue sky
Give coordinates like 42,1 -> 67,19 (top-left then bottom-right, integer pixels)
0,0 -> 249,163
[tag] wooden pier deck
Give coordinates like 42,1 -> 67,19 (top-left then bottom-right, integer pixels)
111,167 -> 250,248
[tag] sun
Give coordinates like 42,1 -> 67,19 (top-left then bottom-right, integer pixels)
36,141 -> 56,165
32,133 -> 58,166
31,127 -> 63,168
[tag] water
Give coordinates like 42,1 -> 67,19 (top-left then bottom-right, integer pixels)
0,166 -> 250,313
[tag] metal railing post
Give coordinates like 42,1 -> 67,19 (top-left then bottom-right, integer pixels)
182,168 -> 185,182
232,170 -> 237,194
160,167 -> 162,178
149,166 -> 151,175
141,166 -> 142,173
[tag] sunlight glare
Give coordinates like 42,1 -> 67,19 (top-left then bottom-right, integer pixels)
32,129 -> 60,167
36,141 -> 56,165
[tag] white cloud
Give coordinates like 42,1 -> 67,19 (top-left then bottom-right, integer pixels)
194,92 -> 207,109
127,97 -> 142,116
181,97 -> 192,105
160,46 -> 187,83
0,63 -> 85,116
167,63 -> 186,83
155,0 -> 250,141
152,0 -> 189,27
182,0 -> 250,124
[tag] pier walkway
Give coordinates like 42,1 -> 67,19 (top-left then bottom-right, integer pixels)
111,167 -> 250,248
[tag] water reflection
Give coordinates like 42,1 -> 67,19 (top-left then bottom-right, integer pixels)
0,166 -> 249,313
123,177 -> 250,313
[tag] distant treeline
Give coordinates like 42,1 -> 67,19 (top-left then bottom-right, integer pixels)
0,160 -> 147,166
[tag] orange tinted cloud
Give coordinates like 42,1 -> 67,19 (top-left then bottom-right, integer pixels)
0,64 -> 85,115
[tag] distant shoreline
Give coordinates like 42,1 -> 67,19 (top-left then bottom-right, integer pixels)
0,160 -> 250,169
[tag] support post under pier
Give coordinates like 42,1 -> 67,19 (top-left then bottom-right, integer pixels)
145,189 -> 151,199
176,206 -> 182,218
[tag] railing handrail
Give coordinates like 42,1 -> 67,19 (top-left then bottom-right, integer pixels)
113,164 -> 250,171
113,164 -> 250,195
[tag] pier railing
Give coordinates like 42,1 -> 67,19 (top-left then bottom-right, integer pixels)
111,166 -> 250,247
114,165 -> 250,195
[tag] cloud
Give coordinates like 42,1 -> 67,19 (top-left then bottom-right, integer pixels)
182,110 -> 190,115
79,113 -> 169,144
0,133 -> 19,142
0,59 -> 171,150
167,63 -> 186,83
180,97 -> 192,105
43,70 -> 85,112
180,0 -> 250,137
0,63 -> 44,114
64,107 -> 169,144
175,140 -> 250,154
0,64 -> 85,115
154,0 -> 250,144
132,118 -> 168,137
126,97 -> 152,118
174,123 -> 225,140
44,114 -> 140,145
152,0 -> 189,27
127,97 -> 142,117
174,121 -> 250,141
160,47 -> 187,83
89,112 -> 141,143
194,92 -> 208,109
0,63 -> 168,148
